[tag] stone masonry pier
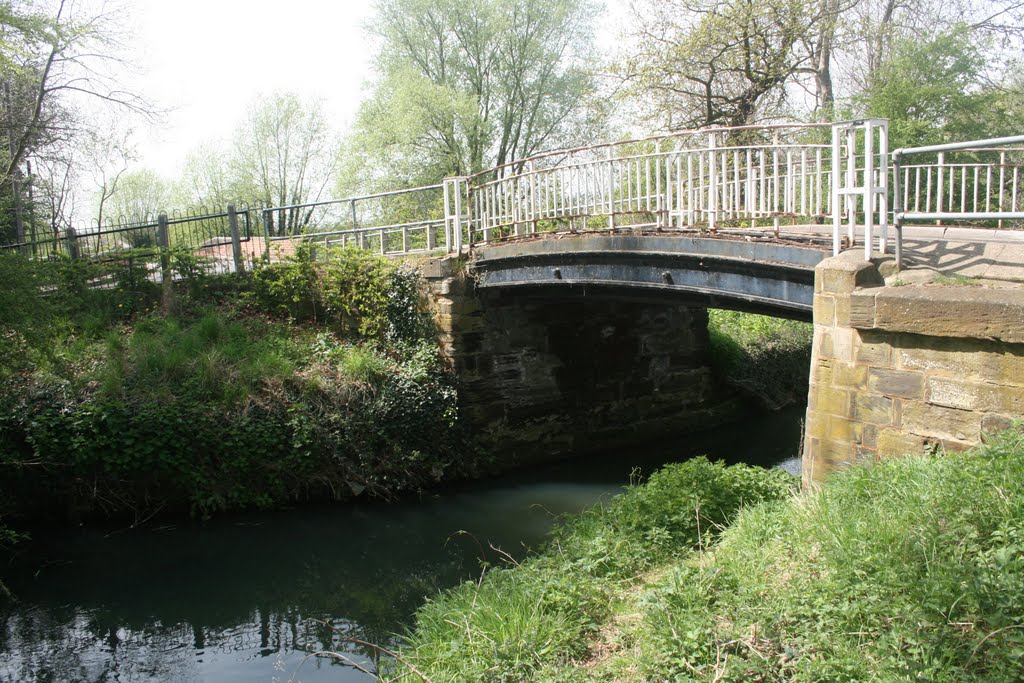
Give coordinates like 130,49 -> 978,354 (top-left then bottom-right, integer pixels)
421,256 -> 738,466
804,250 -> 1024,484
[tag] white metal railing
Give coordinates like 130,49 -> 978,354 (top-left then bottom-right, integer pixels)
893,135 -> 1024,268
261,184 -> 450,258
254,120 -> 1024,267
463,124 -> 836,244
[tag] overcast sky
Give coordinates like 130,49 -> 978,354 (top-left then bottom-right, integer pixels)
124,0 -> 623,179
127,0 -> 377,176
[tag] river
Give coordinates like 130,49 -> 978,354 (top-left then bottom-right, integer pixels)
0,407 -> 803,683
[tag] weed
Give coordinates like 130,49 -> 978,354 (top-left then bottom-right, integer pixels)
934,273 -> 982,286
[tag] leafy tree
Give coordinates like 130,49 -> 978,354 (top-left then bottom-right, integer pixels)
859,29 -> 1014,148
103,168 -> 170,224
616,0 -> 1024,130
230,92 -> 336,234
349,0 -> 604,189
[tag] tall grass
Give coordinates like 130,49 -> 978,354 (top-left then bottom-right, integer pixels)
384,459 -> 795,681
98,311 -> 298,406
631,430 -> 1024,681
387,433 -> 1024,682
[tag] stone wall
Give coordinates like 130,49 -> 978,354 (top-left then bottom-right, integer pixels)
422,257 -> 737,466
804,250 -> 1024,483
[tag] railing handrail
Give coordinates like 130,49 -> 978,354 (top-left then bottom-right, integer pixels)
262,184 -> 444,215
469,122 -> 834,181
893,135 -> 1024,158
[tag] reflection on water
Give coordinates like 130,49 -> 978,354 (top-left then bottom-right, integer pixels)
0,407 -> 804,682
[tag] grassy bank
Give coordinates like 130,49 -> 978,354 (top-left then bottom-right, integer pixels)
0,247 -> 478,530
384,431 -> 1024,682
707,309 -> 812,410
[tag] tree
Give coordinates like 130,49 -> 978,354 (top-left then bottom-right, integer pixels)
350,0 -> 604,189
0,0 -> 155,242
230,92 -> 337,234
616,0 -> 1024,130
859,29 -> 1017,148
618,0 -> 818,129
176,142 -> 235,212
104,167 -> 169,223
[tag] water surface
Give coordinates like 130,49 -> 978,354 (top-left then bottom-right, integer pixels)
0,407 -> 803,682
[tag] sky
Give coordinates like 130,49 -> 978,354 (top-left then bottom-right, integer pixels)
123,0 -> 625,180
127,0 -> 377,177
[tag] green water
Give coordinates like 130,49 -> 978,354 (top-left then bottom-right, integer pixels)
0,408 -> 803,682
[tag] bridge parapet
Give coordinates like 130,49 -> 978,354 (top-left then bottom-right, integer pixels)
804,251 -> 1024,483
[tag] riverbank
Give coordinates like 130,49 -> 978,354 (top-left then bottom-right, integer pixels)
0,247 -> 480,532
385,430 -> 1024,682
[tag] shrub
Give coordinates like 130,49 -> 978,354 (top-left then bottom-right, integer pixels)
707,309 -> 812,409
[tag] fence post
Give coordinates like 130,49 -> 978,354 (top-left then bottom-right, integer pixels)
707,131 -> 718,231
453,178 -> 465,251
261,209 -> 273,261
227,204 -> 245,274
157,213 -> 174,312
65,225 -> 80,260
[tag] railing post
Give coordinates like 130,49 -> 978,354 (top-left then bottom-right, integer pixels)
606,146 -> 615,229
65,225 -> 80,260
892,150 -> 904,271
707,131 -> 717,231
261,209 -> 273,261
528,160 -> 538,234
863,122 -> 874,260
877,122 -> 889,255
454,177 -> 465,250
227,204 -> 244,274
157,212 -> 174,313
936,151 -> 945,225
831,124 -> 841,255
443,176 -> 466,252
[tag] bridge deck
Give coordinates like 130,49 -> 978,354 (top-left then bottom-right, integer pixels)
771,224 -> 1024,287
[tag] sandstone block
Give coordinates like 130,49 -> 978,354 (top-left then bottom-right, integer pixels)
815,251 -> 884,295
852,393 -> 893,426
849,291 -> 877,328
868,368 -> 924,400
815,385 -> 850,417
869,287 -> 1024,343
900,402 -> 979,443
814,294 -> 836,327
877,428 -> 928,457
855,335 -> 894,366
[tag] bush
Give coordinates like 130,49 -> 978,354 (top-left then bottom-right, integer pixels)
707,309 -> 812,409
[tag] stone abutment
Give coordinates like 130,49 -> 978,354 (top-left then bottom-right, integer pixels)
804,251 -> 1024,484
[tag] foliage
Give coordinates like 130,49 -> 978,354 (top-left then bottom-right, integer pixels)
707,309 -> 812,409
627,430 -> 1024,681
388,431 -> 1024,683
0,249 -> 472,524
386,459 -> 795,681
617,0 -> 1023,129
251,244 -> 434,343
619,0 -> 816,128
348,0 -> 605,191
859,29 -> 1013,148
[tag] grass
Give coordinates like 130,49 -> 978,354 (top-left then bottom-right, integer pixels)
381,458 -> 796,682
385,430 -> 1024,682
707,309 -> 813,409
933,274 -> 982,286
96,310 -> 302,406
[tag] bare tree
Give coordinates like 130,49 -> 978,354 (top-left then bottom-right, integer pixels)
230,92 -> 337,234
